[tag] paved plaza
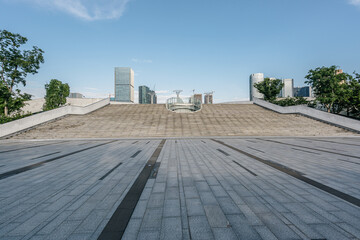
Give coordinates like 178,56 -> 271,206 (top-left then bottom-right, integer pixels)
9,104 -> 353,139
1,137 -> 360,239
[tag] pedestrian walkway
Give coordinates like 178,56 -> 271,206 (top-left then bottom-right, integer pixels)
1,137 -> 359,239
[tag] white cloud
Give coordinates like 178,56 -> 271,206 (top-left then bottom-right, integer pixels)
349,0 -> 360,6
20,0 -> 131,21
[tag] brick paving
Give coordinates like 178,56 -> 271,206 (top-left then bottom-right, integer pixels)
1,137 -> 360,239
9,104 -> 354,139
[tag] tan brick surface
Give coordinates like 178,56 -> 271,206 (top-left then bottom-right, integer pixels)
11,104 -> 354,139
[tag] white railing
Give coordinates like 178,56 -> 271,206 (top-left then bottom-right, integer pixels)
0,98 -> 110,138
253,98 -> 360,133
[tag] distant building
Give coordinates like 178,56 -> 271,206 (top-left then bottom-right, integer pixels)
335,69 -> 343,75
249,73 -> 264,101
193,94 -> 202,104
294,86 -> 312,97
139,85 -> 157,104
281,78 -> 294,98
68,93 -> 84,98
149,90 -> 157,104
204,93 -> 213,104
114,67 -> 134,102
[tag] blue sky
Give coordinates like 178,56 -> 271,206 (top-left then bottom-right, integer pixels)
1,0 -> 360,102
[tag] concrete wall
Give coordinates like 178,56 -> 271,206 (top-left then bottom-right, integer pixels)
253,98 -> 360,133
21,98 -> 105,114
0,98 -> 110,138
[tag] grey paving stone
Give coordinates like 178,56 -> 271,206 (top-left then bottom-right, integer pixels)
313,224 -> 351,240
237,204 -> 262,226
217,197 -> 241,215
140,208 -> 163,231
165,187 -> 179,200
73,209 -> 107,233
212,227 -> 238,240
160,217 -> 182,240
7,211 -> 54,236
210,185 -> 228,198
282,212 -> 325,240
163,199 -> 181,217
153,182 -> 166,193
66,233 -> 92,240
195,181 -> 211,192
254,225 -> 278,240
184,186 -> 199,199
259,212 -> 301,240
203,205 -> 228,228
199,191 -> 218,205
186,198 -> 205,216
188,216 -> 214,240
284,202 -> 323,224
147,193 -> 165,208
131,200 -> 148,219
137,230 -> 159,240
226,215 -> 261,240
45,220 -> 81,240
122,218 -> 142,240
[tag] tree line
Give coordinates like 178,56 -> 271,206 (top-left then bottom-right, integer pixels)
1,29 -> 69,122
254,66 -> 360,118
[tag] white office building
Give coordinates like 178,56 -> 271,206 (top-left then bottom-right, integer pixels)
249,73 -> 264,101
281,78 -> 294,98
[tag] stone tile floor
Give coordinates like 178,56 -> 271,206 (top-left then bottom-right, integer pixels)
0,137 -> 360,239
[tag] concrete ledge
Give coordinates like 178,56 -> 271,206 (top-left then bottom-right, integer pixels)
0,98 -> 110,138
253,98 -> 360,133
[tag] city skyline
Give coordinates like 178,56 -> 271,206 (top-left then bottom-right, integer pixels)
1,0 -> 360,103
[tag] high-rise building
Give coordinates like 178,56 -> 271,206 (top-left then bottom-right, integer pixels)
204,93 -> 213,104
193,94 -> 202,104
249,73 -> 264,101
139,85 -> 157,104
139,85 -> 150,104
282,78 -> 294,98
114,67 -> 134,102
294,86 -> 312,97
149,90 -> 157,104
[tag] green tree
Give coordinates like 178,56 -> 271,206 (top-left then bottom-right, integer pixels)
305,66 -> 350,113
253,78 -> 284,101
43,79 -> 70,111
0,81 -> 32,115
0,29 -> 44,116
348,73 -> 360,117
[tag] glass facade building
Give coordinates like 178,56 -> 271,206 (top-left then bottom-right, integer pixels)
114,67 -> 134,102
139,85 -> 157,104
294,86 -> 312,97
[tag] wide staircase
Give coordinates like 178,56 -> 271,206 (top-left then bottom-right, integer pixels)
11,104 -> 352,139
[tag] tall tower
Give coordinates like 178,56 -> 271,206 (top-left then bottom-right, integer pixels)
282,78 -> 294,98
249,73 -> 264,101
114,67 -> 134,102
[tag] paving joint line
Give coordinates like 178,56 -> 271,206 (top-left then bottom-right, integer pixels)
0,140 -> 118,181
211,138 -> 360,208
260,138 -> 360,159
97,139 -> 166,240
